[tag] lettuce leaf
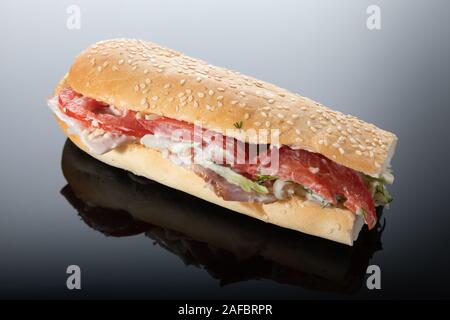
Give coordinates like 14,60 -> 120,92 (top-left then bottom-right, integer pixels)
203,162 -> 269,194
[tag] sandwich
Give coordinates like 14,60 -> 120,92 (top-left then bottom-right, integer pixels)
48,38 -> 397,245
60,139 -> 384,293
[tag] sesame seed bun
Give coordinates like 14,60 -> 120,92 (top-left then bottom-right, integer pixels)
62,38 -> 397,176
56,117 -> 364,245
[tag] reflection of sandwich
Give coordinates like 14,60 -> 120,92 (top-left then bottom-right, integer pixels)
49,39 -> 397,245
61,139 -> 384,293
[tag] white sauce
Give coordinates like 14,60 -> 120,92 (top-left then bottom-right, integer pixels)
47,96 -> 134,154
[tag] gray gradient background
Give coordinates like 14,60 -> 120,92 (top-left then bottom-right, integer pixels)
0,0 -> 449,299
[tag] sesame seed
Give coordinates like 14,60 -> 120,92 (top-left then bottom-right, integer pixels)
295,129 -> 301,135
318,140 -> 324,145
277,113 -> 284,119
300,106 -> 307,111
196,77 -> 202,82
112,65 -> 119,71
206,104 -> 214,111
164,83 -> 171,89
268,99 -> 275,104
261,112 -> 268,117
97,66 -> 103,72
239,91 -> 246,96
332,143 -> 340,148
265,121 -> 271,127
338,147 -> 345,155
356,150 -> 362,156
134,85 -> 139,92
292,114 -> 299,119
152,96 -> 159,101
217,87 -> 225,92
180,79 -> 186,85
135,112 -> 142,120
286,120 -> 293,125
197,92 -> 205,98
217,101 -> 223,107
140,98 -> 147,105
144,69 -> 149,74
193,101 -> 199,108
208,89 -> 215,96
231,100 -> 238,105
139,83 -> 146,89
239,102 -> 246,107
244,113 -> 250,119
216,95 -> 224,100
254,121 -> 261,127
145,78 -> 151,84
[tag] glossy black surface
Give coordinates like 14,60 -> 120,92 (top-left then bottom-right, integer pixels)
1,0 -> 450,299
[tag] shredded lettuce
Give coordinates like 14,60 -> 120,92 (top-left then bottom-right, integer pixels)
204,162 -> 269,194
300,186 -> 332,208
366,176 -> 393,206
255,174 -> 278,184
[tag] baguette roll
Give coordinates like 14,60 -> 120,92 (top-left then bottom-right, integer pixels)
49,39 -> 397,245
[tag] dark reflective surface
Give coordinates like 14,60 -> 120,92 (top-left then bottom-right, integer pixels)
1,0 -> 450,299
61,140 -> 384,294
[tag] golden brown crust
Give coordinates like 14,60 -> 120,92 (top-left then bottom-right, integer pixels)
62,39 -> 397,175
56,118 -> 364,245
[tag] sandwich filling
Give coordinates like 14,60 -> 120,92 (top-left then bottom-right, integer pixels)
49,88 -> 393,229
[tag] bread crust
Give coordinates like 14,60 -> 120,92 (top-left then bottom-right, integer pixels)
56,118 -> 364,245
63,39 -> 397,175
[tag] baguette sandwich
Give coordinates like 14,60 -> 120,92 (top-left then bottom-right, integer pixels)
48,39 -> 397,245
